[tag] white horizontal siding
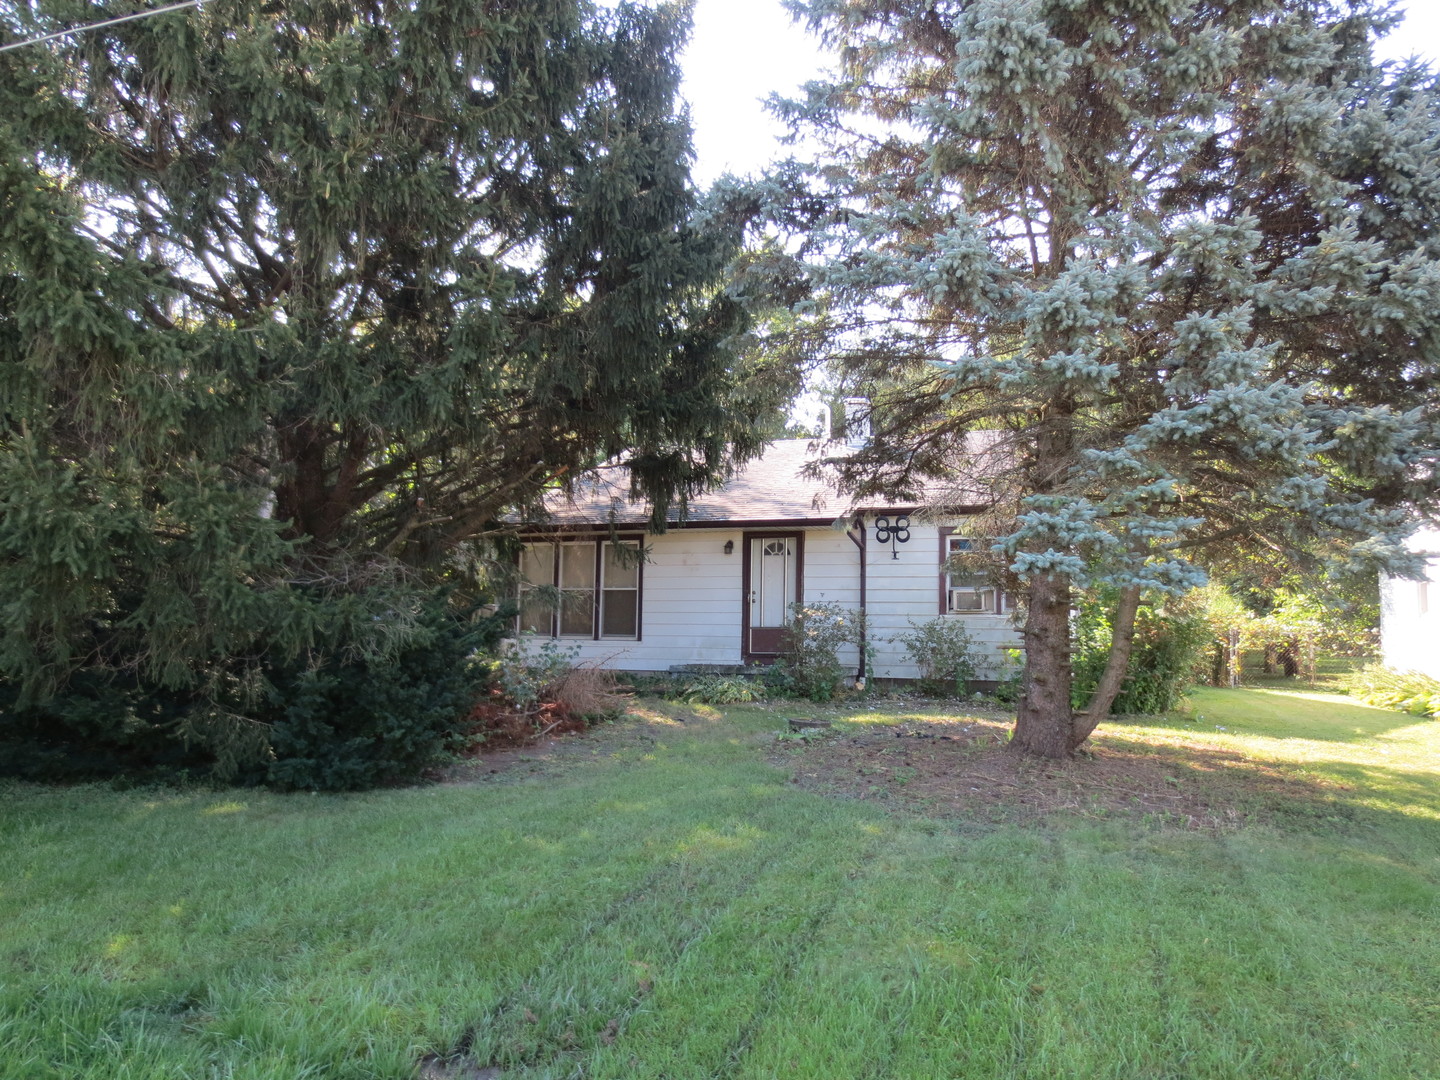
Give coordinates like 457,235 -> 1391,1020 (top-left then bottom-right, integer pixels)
799,528 -> 864,669
859,523 -> 1019,680
519,530 -> 745,670
517,522 -> 1021,678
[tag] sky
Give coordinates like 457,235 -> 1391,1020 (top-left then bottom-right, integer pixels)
681,0 -> 1440,187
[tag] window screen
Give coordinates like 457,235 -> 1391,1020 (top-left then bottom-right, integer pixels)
946,536 -> 997,614
518,543 -> 555,634
601,542 -> 640,638
558,544 -> 596,636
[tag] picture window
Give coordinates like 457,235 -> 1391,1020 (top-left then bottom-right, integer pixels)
518,540 -> 642,640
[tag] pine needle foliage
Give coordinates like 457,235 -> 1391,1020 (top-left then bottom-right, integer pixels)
0,1 -> 794,776
760,0 -> 1440,755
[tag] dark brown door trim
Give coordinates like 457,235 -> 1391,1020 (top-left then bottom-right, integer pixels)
741,530 -> 805,664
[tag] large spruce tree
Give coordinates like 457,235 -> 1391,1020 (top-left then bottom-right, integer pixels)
765,0 -> 1440,756
0,2 -> 788,736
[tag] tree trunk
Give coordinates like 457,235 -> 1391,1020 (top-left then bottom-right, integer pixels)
1279,640 -> 1298,678
1010,572 -> 1075,759
1069,584 -> 1142,750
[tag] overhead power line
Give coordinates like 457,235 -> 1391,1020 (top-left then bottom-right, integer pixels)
0,0 -> 204,54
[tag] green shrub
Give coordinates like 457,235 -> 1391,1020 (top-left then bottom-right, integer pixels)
0,593 -> 504,790
1072,590 -> 1211,715
900,618 -> 981,696
776,602 -> 865,702
0,591 -> 506,789
683,674 -> 766,705
0,672 -> 210,783
1346,666 -> 1440,718
992,648 -> 1024,705
261,597 -> 503,791
496,637 -> 580,711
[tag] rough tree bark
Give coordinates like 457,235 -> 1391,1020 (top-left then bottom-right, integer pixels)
1011,583 -> 1145,758
1010,572 -> 1076,759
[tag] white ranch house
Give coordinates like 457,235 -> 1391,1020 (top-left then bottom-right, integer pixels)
516,439 -> 1021,683
1380,526 -> 1440,679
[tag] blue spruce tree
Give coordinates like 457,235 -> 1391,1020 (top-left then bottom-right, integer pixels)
759,0 -> 1440,756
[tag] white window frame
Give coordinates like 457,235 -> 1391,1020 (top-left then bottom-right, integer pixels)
943,533 -> 1000,615
517,539 -> 643,640
599,541 -> 641,639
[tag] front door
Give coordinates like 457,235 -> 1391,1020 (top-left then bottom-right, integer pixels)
745,534 -> 800,659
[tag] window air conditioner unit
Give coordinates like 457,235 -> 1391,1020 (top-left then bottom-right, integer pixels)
949,588 -> 993,612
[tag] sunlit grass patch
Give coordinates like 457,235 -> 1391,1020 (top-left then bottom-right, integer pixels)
1,691 -> 1437,1079
1109,688 -> 1440,822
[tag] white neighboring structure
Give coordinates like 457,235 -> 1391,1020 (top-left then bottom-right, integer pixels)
517,439 -> 1021,682
1379,526 -> 1440,679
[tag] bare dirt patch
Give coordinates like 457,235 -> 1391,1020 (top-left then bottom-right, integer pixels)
776,713 -> 1360,829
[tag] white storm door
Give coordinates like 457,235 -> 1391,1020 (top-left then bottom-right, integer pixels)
748,536 -> 796,655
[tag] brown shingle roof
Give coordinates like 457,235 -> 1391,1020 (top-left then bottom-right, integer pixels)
540,433 -> 1005,528
544,440 -> 856,526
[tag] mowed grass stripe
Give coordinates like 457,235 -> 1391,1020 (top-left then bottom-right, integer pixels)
2,735 -> 782,1076
1,713 -> 868,1078
587,813 -> 896,1080
462,789 -> 860,1074
1,694 -> 1437,1079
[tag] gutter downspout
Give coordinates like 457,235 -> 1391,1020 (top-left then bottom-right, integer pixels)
846,515 -> 867,686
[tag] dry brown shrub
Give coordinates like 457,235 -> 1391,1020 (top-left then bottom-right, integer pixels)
459,664 -> 628,754
461,693 -> 584,751
550,665 -> 630,719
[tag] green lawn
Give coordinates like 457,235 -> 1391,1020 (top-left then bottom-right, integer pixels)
2,689 -> 1438,1079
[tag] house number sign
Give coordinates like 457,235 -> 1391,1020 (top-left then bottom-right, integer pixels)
874,515 -> 911,559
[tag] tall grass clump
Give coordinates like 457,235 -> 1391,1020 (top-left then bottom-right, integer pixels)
1346,665 -> 1440,718
683,674 -> 766,705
